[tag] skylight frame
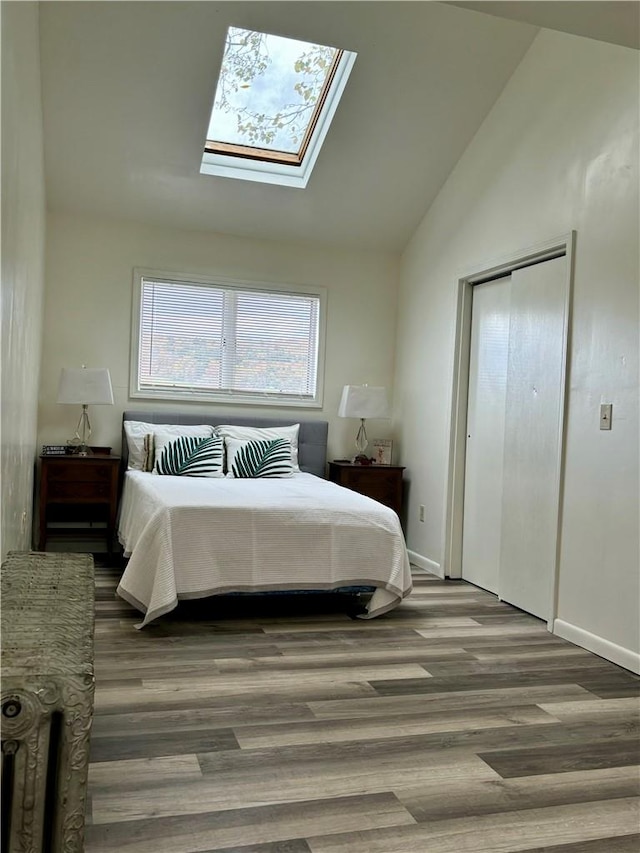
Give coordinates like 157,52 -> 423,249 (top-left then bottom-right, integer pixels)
200,29 -> 357,189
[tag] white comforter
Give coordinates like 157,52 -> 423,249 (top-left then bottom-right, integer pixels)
117,471 -> 412,626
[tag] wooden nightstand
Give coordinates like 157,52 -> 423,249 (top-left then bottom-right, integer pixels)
328,461 -> 405,519
38,454 -> 120,554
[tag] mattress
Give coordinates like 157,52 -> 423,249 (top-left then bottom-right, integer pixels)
116,471 -> 412,626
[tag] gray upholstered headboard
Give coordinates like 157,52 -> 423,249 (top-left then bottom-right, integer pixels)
121,410 -> 328,478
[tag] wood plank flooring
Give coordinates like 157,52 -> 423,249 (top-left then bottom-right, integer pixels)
87,567 -> 640,853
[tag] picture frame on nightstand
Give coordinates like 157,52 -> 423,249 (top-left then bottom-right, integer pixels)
371,439 -> 393,465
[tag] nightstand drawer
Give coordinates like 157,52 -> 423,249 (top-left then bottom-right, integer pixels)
47,479 -> 111,500
48,463 -> 112,484
328,462 -> 405,521
352,480 -> 396,506
343,468 -> 398,491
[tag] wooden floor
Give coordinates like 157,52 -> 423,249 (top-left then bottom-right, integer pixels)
87,566 -> 640,853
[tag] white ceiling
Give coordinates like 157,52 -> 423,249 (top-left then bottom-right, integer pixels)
446,2 -> 640,50
38,2 -> 636,253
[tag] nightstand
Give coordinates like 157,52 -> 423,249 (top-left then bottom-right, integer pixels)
328,461 -> 405,519
38,454 -> 120,554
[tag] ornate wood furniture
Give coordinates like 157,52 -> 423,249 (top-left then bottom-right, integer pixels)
1,551 -> 95,853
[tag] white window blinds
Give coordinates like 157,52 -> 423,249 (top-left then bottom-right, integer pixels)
135,276 -> 323,405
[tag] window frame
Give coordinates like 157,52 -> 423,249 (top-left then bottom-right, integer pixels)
200,44 -> 357,189
130,268 -> 327,408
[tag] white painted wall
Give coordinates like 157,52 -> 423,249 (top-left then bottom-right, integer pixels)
39,212 -> 398,463
1,2 -> 47,559
395,31 -> 639,669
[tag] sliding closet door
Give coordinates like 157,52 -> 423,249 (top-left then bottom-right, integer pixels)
498,256 -> 567,619
462,255 -> 567,620
461,275 -> 511,594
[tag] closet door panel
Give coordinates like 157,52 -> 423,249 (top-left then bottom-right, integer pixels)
461,275 -> 511,594
499,256 -> 566,619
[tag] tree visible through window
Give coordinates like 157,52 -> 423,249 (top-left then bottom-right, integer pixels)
133,274 -> 324,406
206,26 -> 342,161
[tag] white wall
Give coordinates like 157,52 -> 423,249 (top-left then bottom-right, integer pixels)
395,30 -> 639,670
1,2 -> 47,559
39,212 -> 399,463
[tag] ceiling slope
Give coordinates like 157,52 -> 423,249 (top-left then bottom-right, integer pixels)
446,2 -> 640,50
39,2 -> 541,251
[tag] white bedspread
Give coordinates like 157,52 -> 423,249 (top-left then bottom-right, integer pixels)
117,471 -> 412,626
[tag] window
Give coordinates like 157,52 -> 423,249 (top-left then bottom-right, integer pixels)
130,269 -> 326,407
200,26 -> 356,188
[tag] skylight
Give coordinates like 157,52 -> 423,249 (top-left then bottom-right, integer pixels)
200,27 -> 356,188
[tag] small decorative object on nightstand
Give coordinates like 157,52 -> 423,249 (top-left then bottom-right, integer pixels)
38,452 -> 120,554
371,438 -> 393,465
328,461 -> 405,519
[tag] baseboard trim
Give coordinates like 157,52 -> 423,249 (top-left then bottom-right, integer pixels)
407,550 -> 443,578
553,618 -> 640,674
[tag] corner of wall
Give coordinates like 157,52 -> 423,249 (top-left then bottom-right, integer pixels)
1,1 -> 47,559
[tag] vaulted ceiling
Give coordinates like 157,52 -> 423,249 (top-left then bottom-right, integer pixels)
38,1 -> 638,252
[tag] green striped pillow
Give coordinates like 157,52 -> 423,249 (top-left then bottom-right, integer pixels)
154,435 -> 224,477
226,437 -> 293,479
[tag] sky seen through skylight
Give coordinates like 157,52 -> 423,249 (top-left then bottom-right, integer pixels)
207,27 -> 339,155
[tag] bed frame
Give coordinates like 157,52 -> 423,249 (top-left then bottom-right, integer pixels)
121,410 -> 329,478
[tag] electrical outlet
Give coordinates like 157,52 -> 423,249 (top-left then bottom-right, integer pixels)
20,510 -> 27,533
600,403 -> 612,430
419,505 -> 425,522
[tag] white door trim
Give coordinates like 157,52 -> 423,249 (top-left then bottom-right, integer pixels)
442,231 -> 576,629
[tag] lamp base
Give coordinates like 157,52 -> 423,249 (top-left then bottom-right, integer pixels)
67,405 -> 93,456
353,418 -> 370,462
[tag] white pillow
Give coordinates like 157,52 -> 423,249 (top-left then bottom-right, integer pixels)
123,421 -> 214,470
225,437 -> 294,479
152,429 -> 223,475
217,424 -> 300,471
153,432 -> 225,478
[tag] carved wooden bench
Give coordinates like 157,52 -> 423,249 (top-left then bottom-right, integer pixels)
1,551 -> 95,853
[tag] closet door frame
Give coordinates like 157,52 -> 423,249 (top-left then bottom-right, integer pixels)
443,231 -> 576,630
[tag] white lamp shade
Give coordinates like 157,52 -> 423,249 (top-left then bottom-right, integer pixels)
57,368 -> 114,405
338,385 -> 390,419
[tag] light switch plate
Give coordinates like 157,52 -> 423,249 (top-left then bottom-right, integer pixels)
600,403 -> 612,430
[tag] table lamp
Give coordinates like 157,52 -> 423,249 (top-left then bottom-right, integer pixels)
338,384 -> 390,462
57,366 -> 114,456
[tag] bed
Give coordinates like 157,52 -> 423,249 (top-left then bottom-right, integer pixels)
116,411 -> 412,626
